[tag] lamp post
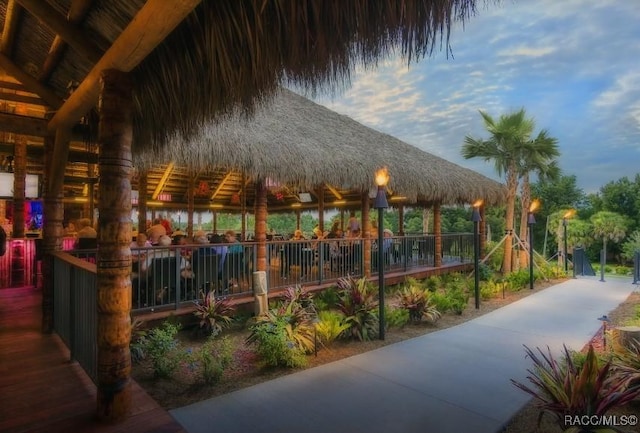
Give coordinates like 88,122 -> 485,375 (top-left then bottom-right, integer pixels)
374,167 -> 389,340
528,200 -> 540,290
471,200 -> 482,309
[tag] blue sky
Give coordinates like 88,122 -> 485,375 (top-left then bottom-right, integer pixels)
309,0 -> 640,194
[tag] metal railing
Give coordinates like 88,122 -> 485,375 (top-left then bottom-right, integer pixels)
59,233 -> 473,315
52,251 -> 98,384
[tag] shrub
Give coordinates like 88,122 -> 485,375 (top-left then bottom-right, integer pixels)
396,283 -> 441,323
314,287 -> 340,311
430,292 -> 451,313
480,279 -> 501,300
505,269 -> 531,291
247,317 -> 307,368
137,320 -> 185,378
336,276 -> 379,341
423,275 -> 442,292
315,310 -> 350,346
511,344 -> 640,430
193,291 -> 235,337
246,285 -> 317,366
477,263 -> 493,281
385,306 -> 410,329
130,317 -> 147,364
189,335 -> 233,385
614,266 -> 630,276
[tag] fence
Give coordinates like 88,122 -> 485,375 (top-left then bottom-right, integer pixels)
52,252 -> 98,384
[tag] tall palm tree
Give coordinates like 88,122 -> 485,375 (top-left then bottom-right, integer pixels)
518,130 -> 560,268
462,109 -> 533,274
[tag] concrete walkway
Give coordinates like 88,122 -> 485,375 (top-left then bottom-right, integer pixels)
170,276 -> 638,433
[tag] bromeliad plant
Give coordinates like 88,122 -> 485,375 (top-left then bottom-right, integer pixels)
336,276 -> 379,341
193,291 -> 235,337
511,344 -> 640,431
396,283 -> 441,323
246,285 -> 317,367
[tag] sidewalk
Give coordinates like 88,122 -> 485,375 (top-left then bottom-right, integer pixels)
170,276 -> 638,433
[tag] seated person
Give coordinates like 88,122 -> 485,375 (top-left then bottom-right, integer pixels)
146,218 -> 167,245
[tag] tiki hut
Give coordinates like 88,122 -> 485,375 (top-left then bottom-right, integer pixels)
136,88 -> 505,207
0,0 -> 490,423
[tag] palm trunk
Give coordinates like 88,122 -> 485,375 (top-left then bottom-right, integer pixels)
518,174 -> 531,269
502,165 -> 518,274
96,69 -> 133,422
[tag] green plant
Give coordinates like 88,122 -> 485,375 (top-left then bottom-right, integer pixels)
130,316 -> 147,363
246,285 -> 317,363
189,335 -> 233,385
315,310 -> 350,345
246,317 -> 307,368
314,286 -> 340,311
137,320 -> 185,378
478,263 -> 493,281
396,283 -> 441,323
612,340 -> 640,388
480,279 -> 501,300
385,306 -> 410,329
511,344 -> 640,431
424,275 -> 442,292
430,292 -> 451,313
505,269 -> 531,291
336,276 -> 379,341
193,291 -> 235,337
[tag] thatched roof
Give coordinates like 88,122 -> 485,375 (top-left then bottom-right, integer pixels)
0,1 -> 483,146
135,88 -> 505,207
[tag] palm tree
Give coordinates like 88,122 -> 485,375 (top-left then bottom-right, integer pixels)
590,211 -> 628,267
518,130 -> 560,269
462,109 -> 533,274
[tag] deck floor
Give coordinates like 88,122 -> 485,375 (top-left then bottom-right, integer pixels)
0,286 -> 185,433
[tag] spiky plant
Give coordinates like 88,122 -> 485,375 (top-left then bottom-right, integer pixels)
193,291 -> 234,337
396,283 -> 441,323
336,276 -> 379,341
511,344 -> 640,431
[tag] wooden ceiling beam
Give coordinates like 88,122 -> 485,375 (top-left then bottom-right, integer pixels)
1,0 -> 21,56
0,80 -> 27,92
0,112 -> 85,138
0,91 -> 44,105
39,0 -> 95,82
211,171 -> 234,200
14,0 -> 102,64
47,0 -> 203,132
151,161 -> 174,200
325,183 -> 343,200
0,53 -> 63,108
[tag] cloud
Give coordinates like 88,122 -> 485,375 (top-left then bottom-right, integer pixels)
309,0 -> 640,195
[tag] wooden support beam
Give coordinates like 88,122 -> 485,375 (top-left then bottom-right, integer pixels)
0,91 -> 45,105
151,161 -> 174,199
210,171 -> 233,200
14,0 -> 103,64
0,142 -> 98,163
39,0 -> 95,82
47,128 -> 71,197
0,112 -> 85,138
0,80 -> 27,91
325,183 -> 343,200
47,0 -> 203,132
1,0 -> 21,55
0,53 -> 63,108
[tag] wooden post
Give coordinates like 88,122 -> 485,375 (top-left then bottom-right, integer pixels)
12,128 -> 26,239
240,172 -> 246,241
296,209 -> 301,230
434,202 -> 442,267
212,211 -> 217,233
41,125 -> 65,333
397,205 -> 404,236
254,179 -> 267,272
96,69 -> 133,422
187,173 -> 195,237
362,192 -> 371,278
137,171 -> 147,234
317,186 -> 325,233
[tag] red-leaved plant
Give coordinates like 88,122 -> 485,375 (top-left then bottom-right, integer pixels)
511,344 -> 640,431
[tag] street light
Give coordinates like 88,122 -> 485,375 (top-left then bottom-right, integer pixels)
471,200 -> 482,309
562,209 -> 575,273
528,200 -> 540,290
374,167 -> 389,340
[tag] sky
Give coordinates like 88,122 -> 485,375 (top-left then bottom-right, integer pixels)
308,0 -> 640,195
